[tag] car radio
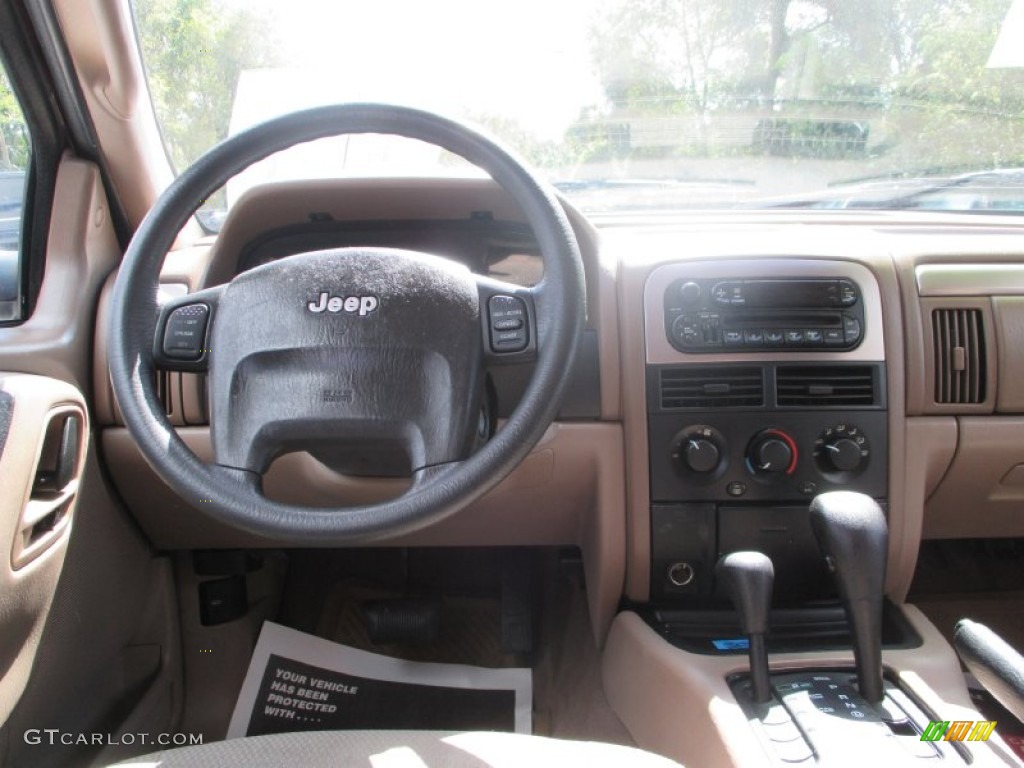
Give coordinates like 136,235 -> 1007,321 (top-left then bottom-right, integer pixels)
663,278 -> 866,352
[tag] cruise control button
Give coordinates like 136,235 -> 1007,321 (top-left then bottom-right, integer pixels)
492,317 -> 523,331
492,329 -> 528,351
489,295 -> 529,353
163,303 -> 209,360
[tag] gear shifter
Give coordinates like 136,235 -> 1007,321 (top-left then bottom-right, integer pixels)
809,491 -> 888,704
716,551 -> 774,703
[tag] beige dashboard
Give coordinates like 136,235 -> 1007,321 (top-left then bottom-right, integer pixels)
94,178 -> 1024,639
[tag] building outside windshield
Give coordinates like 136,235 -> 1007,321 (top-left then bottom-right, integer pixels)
129,0 -> 1024,219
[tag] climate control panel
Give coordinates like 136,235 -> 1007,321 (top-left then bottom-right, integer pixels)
651,411 -> 886,504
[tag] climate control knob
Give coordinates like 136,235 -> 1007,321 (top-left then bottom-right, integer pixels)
671,425 -> 726,477
746,429 -> 798,478
813,424 -> 870,477
823,438 -> 862,472
684,438 -> 720,473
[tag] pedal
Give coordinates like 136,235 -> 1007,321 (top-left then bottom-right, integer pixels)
362,599 -> 440,645
501,552 -> 534,654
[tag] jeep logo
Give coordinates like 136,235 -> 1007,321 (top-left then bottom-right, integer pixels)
307,292 -> 379,316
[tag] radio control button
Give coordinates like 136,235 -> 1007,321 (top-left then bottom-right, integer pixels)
679,281 -> 702,307
824,328 -> 845,345
724,330 -> 745,345
712,282 -> 733,305
765,329 -> 785,345
843,316 -> 862,344
785,330 -> 805,344
839,280 -> 858,306
804,329 -> 824,344
743,329 -> 764,345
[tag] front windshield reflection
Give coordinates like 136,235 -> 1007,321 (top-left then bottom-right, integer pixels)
132,0 -> 1024,216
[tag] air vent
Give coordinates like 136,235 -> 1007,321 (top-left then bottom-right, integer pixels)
660,366 -> 764,409
776,365 -> 877,407
932,308 -> 986,405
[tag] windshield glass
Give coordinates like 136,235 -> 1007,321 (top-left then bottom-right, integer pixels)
130,0 -> 1024,220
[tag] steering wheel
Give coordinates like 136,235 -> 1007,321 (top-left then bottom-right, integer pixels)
107,104 -> 584,543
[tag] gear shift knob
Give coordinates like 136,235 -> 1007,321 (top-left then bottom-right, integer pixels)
810,491 -> 887,704
717,551 -> 774,702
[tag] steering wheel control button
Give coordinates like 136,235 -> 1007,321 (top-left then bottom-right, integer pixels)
488,295 -> 529,353
162,303 -> 210,359
492,317 -> 524,331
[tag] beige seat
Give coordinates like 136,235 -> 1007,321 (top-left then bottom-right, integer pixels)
114,730 -> 683,767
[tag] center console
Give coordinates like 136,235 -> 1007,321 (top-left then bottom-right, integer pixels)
643,260 -> 890,611
613,257 -> 1007,766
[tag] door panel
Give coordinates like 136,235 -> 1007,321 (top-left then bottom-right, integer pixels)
0,374 -> 86,723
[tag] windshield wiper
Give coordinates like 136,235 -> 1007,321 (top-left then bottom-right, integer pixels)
759,168 -> 1024,213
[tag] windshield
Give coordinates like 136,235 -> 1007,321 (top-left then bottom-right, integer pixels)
130,0 -> 1024,220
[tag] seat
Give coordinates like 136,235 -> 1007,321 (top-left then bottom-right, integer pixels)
113,730 -> 683,767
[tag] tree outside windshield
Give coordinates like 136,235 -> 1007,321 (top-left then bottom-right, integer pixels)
132,0 -> 1024,214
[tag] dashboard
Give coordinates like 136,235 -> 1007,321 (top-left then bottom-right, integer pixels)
93,177 -> 1024,636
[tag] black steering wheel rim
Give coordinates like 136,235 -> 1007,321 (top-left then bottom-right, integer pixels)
107,103 -> 585,543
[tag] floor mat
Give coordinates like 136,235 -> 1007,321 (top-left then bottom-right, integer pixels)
316,582 -> 523,668
303,555 -> 635,747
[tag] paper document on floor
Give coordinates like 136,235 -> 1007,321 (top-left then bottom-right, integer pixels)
227,621 -> 532,738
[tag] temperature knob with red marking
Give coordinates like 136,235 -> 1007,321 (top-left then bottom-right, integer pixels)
746,429 -> 798,479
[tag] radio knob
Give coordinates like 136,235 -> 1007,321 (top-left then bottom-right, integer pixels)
679,281 -> 702,307
747,430 -> 797,477
684,438 -> 720,473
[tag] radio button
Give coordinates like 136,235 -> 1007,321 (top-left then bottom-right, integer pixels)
823,328 -> 846,345
765,329 -> 785,345
724,330 -> 745,345
679,281 -> 702,307
839,280 -> 858,306
843,316 -> 862,344
743,329 -> 764,345
804,329 -> 824,344
785,330 -> 805,344
712,282 -> 732,304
